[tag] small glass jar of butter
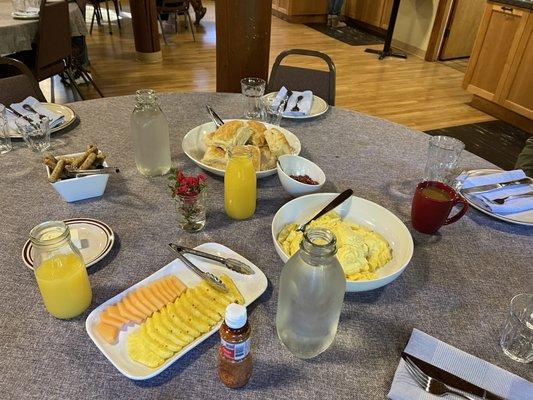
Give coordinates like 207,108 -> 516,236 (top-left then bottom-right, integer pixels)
30,221 -> 92,319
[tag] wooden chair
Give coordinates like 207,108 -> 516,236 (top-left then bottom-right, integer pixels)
266,49 -> 336,106
89,0 -> 121,35
0,57 -> 46,105
157,0 -> 196,44
9,0 -> 102,101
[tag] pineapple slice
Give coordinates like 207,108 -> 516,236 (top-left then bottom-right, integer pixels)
127,332 -> 165,368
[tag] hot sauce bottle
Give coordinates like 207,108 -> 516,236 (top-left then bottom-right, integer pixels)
218,303 -> 252,388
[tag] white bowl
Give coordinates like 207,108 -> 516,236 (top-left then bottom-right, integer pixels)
46,152 -> 109,203
182,119 -> 301,179
277,155 -> 325,197
271,193 -> 414,292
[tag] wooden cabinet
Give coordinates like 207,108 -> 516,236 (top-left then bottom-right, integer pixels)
272,0 -> 328,23
345,0 -> 392,31
463,2 -> 533,121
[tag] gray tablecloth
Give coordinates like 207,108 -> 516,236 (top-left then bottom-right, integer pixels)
0,93 -> 531,399
0,1 -> 87,55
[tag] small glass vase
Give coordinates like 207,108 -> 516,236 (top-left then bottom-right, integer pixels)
175,192 -> 206,232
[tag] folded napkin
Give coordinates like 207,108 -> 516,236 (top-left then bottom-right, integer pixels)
457,170 -> 533,214
12,7 -> 39,16
272,86 -> 314,117
5,97 -> 64,134
388,329 -> 532,400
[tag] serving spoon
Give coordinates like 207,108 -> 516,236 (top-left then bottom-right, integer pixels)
297,189 -> 354,232
206,105 -> 224,128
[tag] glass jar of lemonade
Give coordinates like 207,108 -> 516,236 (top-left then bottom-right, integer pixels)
30,221 -> 92,319
224,147 -> 257,220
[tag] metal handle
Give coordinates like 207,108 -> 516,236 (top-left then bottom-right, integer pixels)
447,388 -> 476,400
206,105 -> 224,128
170,244 -> 226,263
501,6 -> 513,12
299,189 -> 353,231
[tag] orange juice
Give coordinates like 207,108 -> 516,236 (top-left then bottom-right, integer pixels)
35,253 -> 92,319
225,151 -> 257,220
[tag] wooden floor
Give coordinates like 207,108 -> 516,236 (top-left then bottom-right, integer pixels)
42,1 -> 494,132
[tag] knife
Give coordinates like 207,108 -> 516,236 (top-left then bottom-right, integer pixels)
461,177 -> 533,194
401,353 -> 505,400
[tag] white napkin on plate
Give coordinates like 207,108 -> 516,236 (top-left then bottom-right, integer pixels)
284,90 -> 313,117
271,86 -> 288,111
388,329 -> 532,400
12,7 -> 39,16
457,170 -> 533,214
6,97 -> 64,134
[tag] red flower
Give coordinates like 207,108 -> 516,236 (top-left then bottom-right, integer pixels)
169,169 -> 207,198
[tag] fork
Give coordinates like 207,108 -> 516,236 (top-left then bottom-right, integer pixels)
404,356 -> 476,400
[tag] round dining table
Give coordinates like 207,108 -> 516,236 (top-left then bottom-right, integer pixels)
0,92 -> 531,399
0,0 -> 87,55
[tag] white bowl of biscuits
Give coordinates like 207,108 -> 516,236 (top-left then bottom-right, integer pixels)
182,120 -> 301,178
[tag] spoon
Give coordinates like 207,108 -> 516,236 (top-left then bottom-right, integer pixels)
297,189 -> 354,232
22,104 -> 46,120
491,192 -> 533,204
291,95 -> 304,112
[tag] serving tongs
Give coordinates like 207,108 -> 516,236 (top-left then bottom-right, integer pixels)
168,243 -> 229,293
65,167 -> 120,178
169,244 -> 254,275
206,105 -> 225,128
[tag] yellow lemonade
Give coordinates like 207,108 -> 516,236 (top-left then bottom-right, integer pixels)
225,152 -> 257,220
35,253 -> 92,319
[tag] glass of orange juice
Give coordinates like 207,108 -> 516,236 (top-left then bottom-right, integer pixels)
30,221 -> 92,319
225,147 -> 257,220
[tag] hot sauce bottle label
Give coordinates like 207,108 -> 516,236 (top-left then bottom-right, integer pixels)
220,338 -> 251,361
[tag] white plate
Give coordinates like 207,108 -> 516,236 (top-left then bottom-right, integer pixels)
9,103 -> 77,139
271,193 -> 414,292
22,218 -> 115,270
182,119 -> 301,178
263,92 -> 329,120
85,243 -> 268,380
457,168 -> 533,226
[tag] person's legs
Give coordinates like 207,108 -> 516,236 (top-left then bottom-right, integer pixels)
190,0 -> 206,24
330,0 -> 346,28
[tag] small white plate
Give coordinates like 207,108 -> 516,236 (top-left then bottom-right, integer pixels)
271,193 -> 414,292
457,168 -> 533,226
182,119 -> 301,178
22,218 -> 115,270
263,92 -> 329,120
85,242 -> 268,380
9,103 -> 77,139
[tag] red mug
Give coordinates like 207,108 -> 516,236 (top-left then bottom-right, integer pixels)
411,181 -> 468,234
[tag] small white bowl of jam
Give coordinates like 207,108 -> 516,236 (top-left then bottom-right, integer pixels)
277,155 -> 325,197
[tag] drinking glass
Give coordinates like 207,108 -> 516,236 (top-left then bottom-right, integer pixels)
241,77 -> 266,120
261,95 -> 287,126
424,136 -> 465,184
15,116 -> 51,152
500,293 -> 533,363
12,0 -> 27,12
0,105 -> 13,154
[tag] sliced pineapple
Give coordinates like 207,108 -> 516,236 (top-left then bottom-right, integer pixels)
127,332 -> 165,368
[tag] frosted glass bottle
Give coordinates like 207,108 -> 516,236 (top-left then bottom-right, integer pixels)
131,89 -> 171,177
276,228 -> 346,359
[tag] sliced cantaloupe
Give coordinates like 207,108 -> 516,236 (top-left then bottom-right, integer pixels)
149,281 -> 172,304
117,299 -> 143,324
106,304 -> 129,323
154,280 -> 174,302
128,291 -> 153,316
100,310 -> 125,329
161,278 -> 180,299
96,320 -> 119,344
136,287 -> 158,313
142,286 -> 165,309
168,275 -> 187,295
123,293 -> 149,319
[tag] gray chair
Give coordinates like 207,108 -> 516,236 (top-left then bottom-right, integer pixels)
266,49 -> 336,106
0,57 -> 46,105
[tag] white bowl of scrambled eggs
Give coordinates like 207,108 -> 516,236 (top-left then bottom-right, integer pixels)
271,193 -> 413,292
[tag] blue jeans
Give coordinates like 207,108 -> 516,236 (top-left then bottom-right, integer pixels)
329,0 -> 344,15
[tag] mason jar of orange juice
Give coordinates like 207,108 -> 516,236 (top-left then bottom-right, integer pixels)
224,147 -> 257,220
30,221 -> 92,319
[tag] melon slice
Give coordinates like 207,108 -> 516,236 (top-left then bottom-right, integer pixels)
129,291 -> 155,315
117,300 -> 143,324
149,281 -> 172,305
153,280 -> 174,302
161,278 -> 180,299
142,286 -> 165,309
167,275 -> 187,295
136,287 -> 159,313
106,304 -> 129,324
95,320 -> 119,344
123,293 -> 149,319
100,309 -> 125,329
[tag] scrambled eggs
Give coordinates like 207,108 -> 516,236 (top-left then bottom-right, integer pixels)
277,212 -> 392,281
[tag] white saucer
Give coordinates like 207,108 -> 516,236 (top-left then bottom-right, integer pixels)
22,218 -> 115,270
